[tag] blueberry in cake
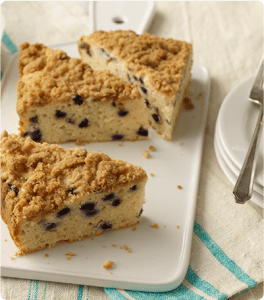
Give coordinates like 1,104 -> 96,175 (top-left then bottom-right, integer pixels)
1,131 -> 147,254
78,30 -> 193,141
17,42 -> 149,144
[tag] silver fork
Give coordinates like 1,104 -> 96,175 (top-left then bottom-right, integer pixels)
233,57 -> 264,204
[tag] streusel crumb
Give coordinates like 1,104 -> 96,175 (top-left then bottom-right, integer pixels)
65,252 -> 76,256
142,150 -> 150,159
150,223 -> 159,229
183,97 -> 194,110
102,259 -> 115,269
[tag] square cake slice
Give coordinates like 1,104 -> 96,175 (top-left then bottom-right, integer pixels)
1,131 -> 147,254
78,30 -> 193,141
17,42 -> 149,144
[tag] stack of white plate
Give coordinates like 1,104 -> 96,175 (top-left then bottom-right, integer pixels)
214,75 -> 263,208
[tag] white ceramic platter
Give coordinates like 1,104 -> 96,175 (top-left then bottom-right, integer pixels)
217,75 -> 263,187
214,128 -> 263,208
90,1 -> 155,33
1,42 -> 210,292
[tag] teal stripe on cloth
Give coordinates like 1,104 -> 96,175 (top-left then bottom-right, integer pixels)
43,282 -> 48,300
2,30 -> 18,54
27,280 -> 33,300
193,221 -> 257,288
185,265 -> 227,300
122,284 -> 207,300
77,285 -> 84,300
86,286 -> 90,300
33,280 -> 39,300
103,288 -> 130,299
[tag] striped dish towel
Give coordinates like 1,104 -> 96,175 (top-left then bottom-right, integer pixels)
1,20 -> 263,300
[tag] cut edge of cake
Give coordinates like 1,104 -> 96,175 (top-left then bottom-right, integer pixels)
17,42 -> 150,144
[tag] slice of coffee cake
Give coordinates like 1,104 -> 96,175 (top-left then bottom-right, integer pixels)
1,131 -> 147,254
17,42 -> 149,144
78,30 -> 193,141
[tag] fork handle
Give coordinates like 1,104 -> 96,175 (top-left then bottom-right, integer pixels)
233,105 -> 263,204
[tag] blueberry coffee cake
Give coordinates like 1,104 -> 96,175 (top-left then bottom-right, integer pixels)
1,131 -> 147,254
17,42 -> 149,144
78,30 -> 193,140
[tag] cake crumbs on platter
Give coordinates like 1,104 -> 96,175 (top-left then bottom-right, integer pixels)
142,150 -> 150,159
150,173 -> 155,177
177,225 -> 180,229
112,244 -> 116,247
132,227 -> 137,231
123,245 -> 131,253
119,246 -> 123,249
119,144 -> 123,147
65,252 -> 76,257
196,92 -> 203,100
102,260 -> 115,269
103,246 -> 107,248
148,145 -> 156,152
177,185 -> 182,189
10,256 -> 15,260
150,223 -> 159,229
183,97 -> 194,110
44,253 -> 49,258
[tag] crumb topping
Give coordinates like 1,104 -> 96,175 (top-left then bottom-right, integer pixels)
1,131 -> 147,226
123,245 -> 131,253
102,259 -> 114,269
183,97 -> 194,110
79,30 -> 193,97
17,42 -> 141,116
150,223 -> 159,229
65,252 -> 76,256
142,150 -> 150,159
148,145 -> 156,152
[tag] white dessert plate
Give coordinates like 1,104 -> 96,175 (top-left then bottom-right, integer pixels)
217,75 -> 263,187
215,123 -> 263,196
1,41 -> 210,292
214,131 -> 263,208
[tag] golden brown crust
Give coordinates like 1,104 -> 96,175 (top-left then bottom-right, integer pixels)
1,131 -> 147,227
78,30 -> 193,97
17,42 -> 141,116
